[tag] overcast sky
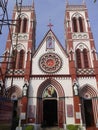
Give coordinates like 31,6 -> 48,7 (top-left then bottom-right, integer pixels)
0,0 -> 98,56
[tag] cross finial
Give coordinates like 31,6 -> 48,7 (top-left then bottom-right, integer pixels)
47,19 -> 53,30
82,0 -> 86,4
66,0 -> 69,5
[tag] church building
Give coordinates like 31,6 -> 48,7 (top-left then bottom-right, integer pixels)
0,1 -> 98,130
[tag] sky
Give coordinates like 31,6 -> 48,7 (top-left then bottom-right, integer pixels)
0,0 -> 98,57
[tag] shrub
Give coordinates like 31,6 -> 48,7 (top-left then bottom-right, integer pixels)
25,125 -> 34,130
66,124 -> 79,130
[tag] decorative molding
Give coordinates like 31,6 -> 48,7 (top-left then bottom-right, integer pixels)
72,33 -> 89,40
76,68 -> 95,75
7,69 -> 24,75
66,5 -> 87,11
12,33 -> 29,41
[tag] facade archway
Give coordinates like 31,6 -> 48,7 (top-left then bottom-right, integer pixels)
6,85 -> 22,99
36,78 -> 65,128
79,85 -> 98,128
6,86 -> 22,129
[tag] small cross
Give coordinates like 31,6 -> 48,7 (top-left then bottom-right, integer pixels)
47,19 -> 53,29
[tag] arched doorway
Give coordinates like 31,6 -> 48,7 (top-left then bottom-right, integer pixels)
80,85 -> 98,128
43,99 -> 58,126
36,79 -> 65,128
83,99 -> 94,127
42,85 -> 58,126
6,86 -> 22,130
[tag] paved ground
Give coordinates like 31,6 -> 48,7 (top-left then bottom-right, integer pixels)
40,127 -> 64,130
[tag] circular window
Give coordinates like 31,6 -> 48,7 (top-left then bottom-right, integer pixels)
39,53 -> 62,73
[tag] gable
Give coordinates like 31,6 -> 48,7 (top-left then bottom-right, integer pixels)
32,29 -> 70,75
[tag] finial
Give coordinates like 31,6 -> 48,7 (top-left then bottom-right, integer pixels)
82,0 -> 86,5
66,0 -> 69,5
47,19 -> 53,30
32,0 -> 35,8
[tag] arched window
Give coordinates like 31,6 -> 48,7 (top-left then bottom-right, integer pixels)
83,49 -> 89,68
79,17 -> 84,32
76,49 -> 82,68
72,14 -> 85,33
72,17 -> 78,32
17,50 -> 24,69
15,18 -> 21,33
15,17 -> 28,33
22,18 -> 27,33
10,49 -> 17,69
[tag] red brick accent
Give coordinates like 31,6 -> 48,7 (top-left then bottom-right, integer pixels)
74,96 -> 80,123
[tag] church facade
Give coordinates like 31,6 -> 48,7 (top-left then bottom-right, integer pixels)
1,1 -> 98,130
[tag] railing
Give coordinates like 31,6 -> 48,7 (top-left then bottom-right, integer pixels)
72,32 -> 89,40
7,69 -> 24,75
76,68 -> 95,75
12,33 -> 29,41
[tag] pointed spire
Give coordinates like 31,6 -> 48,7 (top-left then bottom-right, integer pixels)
66,0 -> 69,5
32,0 -> 35,8
82,0 -> 86,5
31,0 -> 36,21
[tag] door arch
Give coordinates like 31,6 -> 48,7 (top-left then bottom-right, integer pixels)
42,85 -> 58,126
43,99 -> 58,126
6,86 -> 22,129
79,85 -> 98,128
36,78 -> 65,128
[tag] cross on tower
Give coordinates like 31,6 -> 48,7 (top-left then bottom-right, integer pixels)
47,19 -> 53,30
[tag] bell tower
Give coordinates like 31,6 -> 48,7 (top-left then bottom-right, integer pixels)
65,2 -> 98,125
2,2 -> 36,80
1,1 -> 36,124
65,2 -> 98,72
